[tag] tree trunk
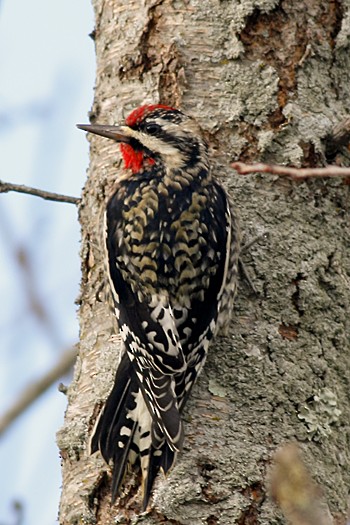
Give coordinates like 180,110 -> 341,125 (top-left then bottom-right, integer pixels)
58,0 -> 350,523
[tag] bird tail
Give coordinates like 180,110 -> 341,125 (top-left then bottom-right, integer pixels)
90,352 -> 178,509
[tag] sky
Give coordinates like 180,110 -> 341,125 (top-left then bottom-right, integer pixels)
0,1 -> 95,523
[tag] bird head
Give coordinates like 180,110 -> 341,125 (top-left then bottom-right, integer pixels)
77,104 -> 208,174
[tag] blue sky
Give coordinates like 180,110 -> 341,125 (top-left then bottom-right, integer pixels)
0,1 -> 95,523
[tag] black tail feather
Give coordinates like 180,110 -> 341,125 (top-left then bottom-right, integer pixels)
91,352 -> 180,508
142,442 -> 177,510
91,352 -> 134,460
111,419 -> 137,503
91,353 -> 141,500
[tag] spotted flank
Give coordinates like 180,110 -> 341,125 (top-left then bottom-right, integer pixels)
86,105 -> 241,510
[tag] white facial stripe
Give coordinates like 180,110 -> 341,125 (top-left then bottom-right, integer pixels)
122,125 -> 185,168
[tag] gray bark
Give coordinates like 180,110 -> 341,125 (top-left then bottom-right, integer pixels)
57,0 -> 350,523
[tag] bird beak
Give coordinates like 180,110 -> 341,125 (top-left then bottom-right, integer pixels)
76,124 -> 132,143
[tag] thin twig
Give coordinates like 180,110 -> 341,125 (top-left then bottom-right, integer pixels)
16,245 -> 64,347
0,346 -> 77,436
232,162 -> 350,180
0,180 -> 80,204
238,258 -> 258,295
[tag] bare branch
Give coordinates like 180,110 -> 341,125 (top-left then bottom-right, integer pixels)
0,180 -> 80,205
0,346 -> 77,436
270,444 -> 332,525
16,245 -> 64,347
232,162 -> 350,180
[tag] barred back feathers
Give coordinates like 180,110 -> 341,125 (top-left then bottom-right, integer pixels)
77,105 -> 241,510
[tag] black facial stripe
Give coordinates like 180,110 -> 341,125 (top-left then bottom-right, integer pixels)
128,137 -> 143,150
128,137 -> 157,159
160,133 -> 201,165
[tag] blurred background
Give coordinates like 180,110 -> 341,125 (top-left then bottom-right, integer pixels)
0,1 -> 95,523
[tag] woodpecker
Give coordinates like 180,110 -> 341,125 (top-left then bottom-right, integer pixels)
77,104 -> 241,509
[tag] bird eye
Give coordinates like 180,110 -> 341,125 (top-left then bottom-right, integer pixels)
144,122 -> 160,135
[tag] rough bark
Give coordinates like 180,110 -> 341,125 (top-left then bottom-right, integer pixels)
58,0 -> 350,524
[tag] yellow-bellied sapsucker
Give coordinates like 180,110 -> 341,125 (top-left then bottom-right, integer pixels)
78,105 -> 241,509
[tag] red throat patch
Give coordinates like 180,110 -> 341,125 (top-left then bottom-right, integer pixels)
120,143 -> 155,173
